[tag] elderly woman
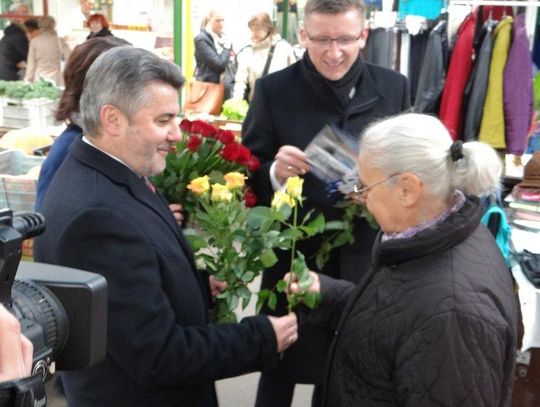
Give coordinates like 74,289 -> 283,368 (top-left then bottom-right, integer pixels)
292,113 -> 518,406
232,12 -> 296,102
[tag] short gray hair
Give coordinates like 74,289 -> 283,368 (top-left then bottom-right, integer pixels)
79,46 -> 185,138
304,0 -> 366,20
359,113 -> 502,200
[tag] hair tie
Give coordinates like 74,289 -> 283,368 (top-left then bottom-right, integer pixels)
450,140 -> 464,162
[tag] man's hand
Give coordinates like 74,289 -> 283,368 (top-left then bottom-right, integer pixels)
274,145 -> 310,183
168,203 -> 184,225
267,313 -> 298,353
0,304 -> 33,382
209,276 -> 227,298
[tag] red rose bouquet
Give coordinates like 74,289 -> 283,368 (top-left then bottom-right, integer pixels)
153,119 -> 260,218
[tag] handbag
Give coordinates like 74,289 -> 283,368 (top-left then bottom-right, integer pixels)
183,79 -> 225,116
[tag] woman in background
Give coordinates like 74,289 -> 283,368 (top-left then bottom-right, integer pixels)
86,13 -> 113,39
35,37 -> 128,210
24,16 -> 66,85
194,9 -> 233,98
232,12 -> 296,102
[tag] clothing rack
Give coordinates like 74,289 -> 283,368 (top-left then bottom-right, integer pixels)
449,0 -> 539,49
450,1 -> 540,6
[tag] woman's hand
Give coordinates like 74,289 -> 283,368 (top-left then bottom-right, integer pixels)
283,271 -> 320,295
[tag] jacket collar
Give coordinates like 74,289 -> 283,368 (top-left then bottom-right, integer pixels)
299,55 -> 385,120
70,137 -> 197,268
377,195 -> 484,266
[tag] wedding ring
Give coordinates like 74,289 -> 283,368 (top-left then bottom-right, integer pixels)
289,334 -> 295,344
287,165 -> 293,171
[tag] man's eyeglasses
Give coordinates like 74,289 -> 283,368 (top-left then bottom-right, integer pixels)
305,33 -> 362,48
353,173 -> 401,196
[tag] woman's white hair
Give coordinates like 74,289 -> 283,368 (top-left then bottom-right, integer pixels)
358,113 -> 502,200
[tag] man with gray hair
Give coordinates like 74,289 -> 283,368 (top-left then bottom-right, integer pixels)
242,0 -> 410,405
34,46 -> 298,407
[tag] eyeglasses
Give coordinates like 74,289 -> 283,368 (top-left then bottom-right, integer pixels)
305,32 -> 362,48
353,173 -> 401,196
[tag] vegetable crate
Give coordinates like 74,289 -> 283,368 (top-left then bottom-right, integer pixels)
0,97 -> 58,128
0,149 -> 44,213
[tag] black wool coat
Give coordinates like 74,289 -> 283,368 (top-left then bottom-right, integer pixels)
314,197 -> 518,406
242,54 -> 410,383
34,138 -> 278,407
0,23 -> 28,81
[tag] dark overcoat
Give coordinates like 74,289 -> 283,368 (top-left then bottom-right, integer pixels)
34,138 -> 278,407
242,55 -> 410,383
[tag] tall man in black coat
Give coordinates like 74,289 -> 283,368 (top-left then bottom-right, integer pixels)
241,0 -> 410,405
33,46 -> 298,407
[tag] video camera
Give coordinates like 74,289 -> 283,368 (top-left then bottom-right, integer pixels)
0,208 -> 108,380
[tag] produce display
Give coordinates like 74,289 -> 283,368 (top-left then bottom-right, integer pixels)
0,78 -> 61,100
221,99 -> 249,121
0,128 -> 53,155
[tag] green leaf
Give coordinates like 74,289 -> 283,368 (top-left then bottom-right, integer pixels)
183,230 -> 207,251
276,279 -> 287,293
267,292 -> 277,311
256,290 -> 270,314
303,292 -> 321,309
237,285 -> 251,300
240,271 -> 255,283
260,249 -> 278,267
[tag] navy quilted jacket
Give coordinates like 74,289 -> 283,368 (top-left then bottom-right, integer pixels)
316,196 -> 518,406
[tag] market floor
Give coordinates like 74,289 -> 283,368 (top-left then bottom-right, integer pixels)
45,373 -> 314,406
45,275 -> 314,406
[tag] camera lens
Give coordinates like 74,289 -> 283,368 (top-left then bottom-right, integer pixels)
11,279 -> 69,365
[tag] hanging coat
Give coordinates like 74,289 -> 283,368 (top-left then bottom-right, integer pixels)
439,13 -> 476,140
414,18 -> 448,114
463,23 -> 494,141
503,13 -> 534,155
479,17 -> 513,149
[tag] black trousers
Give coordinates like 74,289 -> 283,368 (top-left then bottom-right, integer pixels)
255,373 -> 323,407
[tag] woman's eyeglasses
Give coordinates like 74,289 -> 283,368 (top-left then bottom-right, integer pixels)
353,173 -> 401,196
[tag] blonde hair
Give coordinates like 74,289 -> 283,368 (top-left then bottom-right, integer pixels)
38,15 -> 56,34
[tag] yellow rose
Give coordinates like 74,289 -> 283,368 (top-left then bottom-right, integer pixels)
224,172 -> 247,190
286,176 -> 303,199
187,175 -> 210,196
211,183 -> 233,203
271,191 -> 295,210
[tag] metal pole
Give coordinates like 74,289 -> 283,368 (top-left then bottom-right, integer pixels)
173,0 -> 182,69
282,0 -> 289,41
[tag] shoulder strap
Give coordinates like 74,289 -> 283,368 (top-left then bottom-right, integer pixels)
262,42 -> 278,77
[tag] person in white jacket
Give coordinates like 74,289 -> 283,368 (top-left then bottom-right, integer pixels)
232,12 -> 297,102
24,16 -> 69,86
